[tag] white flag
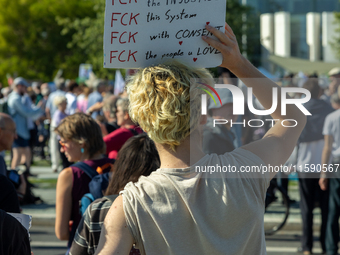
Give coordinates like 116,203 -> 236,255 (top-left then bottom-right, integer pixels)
114,70 -> 125,95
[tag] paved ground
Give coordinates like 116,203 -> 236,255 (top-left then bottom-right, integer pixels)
29,226 -> 326,255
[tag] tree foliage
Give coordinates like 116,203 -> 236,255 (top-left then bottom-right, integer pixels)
0,0 -> 260,85
331,11 -> 340,60
0,0 -> 96,85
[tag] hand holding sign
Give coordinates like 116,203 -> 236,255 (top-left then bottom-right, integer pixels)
202,22 -> 245,71
104,0 -> 226,68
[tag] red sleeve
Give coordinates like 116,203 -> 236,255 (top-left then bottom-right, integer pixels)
103,128 -> 134,159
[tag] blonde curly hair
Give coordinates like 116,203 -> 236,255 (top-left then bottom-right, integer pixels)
126,61 -> 213,151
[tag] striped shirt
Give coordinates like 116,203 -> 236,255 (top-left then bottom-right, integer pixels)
69,195 -> 140,255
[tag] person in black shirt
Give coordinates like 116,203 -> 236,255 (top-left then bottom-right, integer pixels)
0,209 -> 31,255
0,175 -> 20,213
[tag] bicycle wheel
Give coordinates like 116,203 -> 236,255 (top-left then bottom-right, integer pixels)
264,185 -> 290,235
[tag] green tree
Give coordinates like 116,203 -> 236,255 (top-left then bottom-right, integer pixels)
57,0 -> 115,79
0,0 -> 96,85
331,11 -> 340,60
225,0 -> 261,67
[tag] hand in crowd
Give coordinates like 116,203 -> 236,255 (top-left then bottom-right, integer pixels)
319,177 -> 328,191
88,102 -> 104,114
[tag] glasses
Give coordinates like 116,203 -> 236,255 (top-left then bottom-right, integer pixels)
59,140 -> 66,149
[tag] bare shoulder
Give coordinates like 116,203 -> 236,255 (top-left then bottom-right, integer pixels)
57,168 -> 73,187
58,167 -> 73,179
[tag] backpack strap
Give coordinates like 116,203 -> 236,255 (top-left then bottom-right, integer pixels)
129,128 -> 139,136
103,194 -> 119,203
71,162 -> 98,179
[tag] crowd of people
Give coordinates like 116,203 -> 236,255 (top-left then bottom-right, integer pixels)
0,22 -> 339,255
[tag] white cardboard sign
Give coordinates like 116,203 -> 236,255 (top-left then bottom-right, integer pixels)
103,0 -> 226,69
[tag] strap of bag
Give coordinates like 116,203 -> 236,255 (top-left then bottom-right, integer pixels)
129,128 -> 139,136
71,162 -> 98,179
104,194 -> 119,203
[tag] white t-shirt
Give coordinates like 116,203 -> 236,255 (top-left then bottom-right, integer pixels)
323,109 -> 340,159
122,148 -> 269,255
296,140 -> 325,172
65,92 -> 77,115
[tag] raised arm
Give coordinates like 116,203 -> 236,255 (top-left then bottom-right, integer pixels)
203,23 -> 307,179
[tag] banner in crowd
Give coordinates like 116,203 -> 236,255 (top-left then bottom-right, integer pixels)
103,0 -> 227,69
79,64 -> 93,80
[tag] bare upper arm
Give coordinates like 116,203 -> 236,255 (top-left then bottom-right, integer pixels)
55,167 -> 73,240
323,135 -> 333,150
242,120 -> 304,180
95,195 -> 134,255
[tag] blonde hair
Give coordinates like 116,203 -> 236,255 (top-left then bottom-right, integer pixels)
126,61 -> 213,151
53,95 -> 67,107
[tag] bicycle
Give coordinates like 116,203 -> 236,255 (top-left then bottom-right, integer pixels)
264,178 -> 290,235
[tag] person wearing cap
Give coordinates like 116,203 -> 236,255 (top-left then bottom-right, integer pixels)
321,68 -> 340,106
86,79 -> 107,119
7,77 -> 44,170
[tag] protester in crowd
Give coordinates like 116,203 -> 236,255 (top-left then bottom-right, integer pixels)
7,77 -> 44,170
52,95 -> 71,169
86,79 -> 107,119
25,90 -> 39,168
319,94 -> 340,255
55,113 -> 114,251
70,133 -> 160,255
202,78 -> 236,155
103,98 -> 143,159
37,83 -> 50,160
77,86 -> 91,113
95,23 -> 306,255
65,81 -> 80,115
0,113 -> 27,205
32,82 -> 43,105
0,209 -> 31,255
98,94 -> 120,136
46,78 -> 66,172
295,79 -> 334,255
321,68 -> 340,106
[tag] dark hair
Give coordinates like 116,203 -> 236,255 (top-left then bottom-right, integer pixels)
303,79 -> 320,99
54,113 -> 105,158
105,133 -> 160,195
217,67 -> 237,79
67,81 -> 79,93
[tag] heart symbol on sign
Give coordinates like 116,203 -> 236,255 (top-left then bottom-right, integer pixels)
179,41 -> 183,45
206,22 -> 210,25
193,58 -> 198,62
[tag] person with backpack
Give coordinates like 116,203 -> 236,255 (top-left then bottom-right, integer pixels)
54,113 -> 114,251
103,98 -> 143,159
69,133 -> 160,255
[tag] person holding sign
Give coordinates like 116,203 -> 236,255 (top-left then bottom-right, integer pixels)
95,23 -> 307,255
